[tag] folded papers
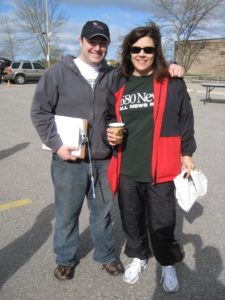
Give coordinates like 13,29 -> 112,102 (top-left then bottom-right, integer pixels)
42,115 -> 88,159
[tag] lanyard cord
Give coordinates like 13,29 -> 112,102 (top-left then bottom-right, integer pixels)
79,127 -> 95,199
85,135 -> 96,199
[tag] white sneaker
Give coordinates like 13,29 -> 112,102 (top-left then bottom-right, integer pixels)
161,265 -> 179,293
123,258 -> 147,284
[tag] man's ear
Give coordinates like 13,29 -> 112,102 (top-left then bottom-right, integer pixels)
79,36 -> 83,46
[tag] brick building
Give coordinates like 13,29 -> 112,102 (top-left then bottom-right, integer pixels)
174,38 -> 225,79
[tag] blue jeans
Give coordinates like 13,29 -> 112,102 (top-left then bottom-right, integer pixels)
51,154 -> 116,267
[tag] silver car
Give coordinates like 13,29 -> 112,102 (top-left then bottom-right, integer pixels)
3,61 -> 46,84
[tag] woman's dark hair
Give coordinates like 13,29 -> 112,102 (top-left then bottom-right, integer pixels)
119,22 -> 169,81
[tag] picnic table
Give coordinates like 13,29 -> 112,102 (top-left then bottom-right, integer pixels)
201,82 -> 225,104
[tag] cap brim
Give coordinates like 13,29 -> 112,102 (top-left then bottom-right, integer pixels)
87,33 -> 110,41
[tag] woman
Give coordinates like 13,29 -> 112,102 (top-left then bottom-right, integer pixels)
106,22 -> 196,293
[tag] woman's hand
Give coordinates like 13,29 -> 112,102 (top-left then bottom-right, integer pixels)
182,156 -> 195,178
107,127 -> 120,146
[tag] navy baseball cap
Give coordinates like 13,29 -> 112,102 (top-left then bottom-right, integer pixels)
81,20 -> 110,41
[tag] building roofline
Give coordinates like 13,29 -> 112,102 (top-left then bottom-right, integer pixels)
175,37 -> 225,43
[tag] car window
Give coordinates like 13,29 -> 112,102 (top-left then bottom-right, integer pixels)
12,62 -> 20,69
22,62 -> 32,69
33,63 -> 46,70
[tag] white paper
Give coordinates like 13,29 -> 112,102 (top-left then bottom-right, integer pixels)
174,169 -> 207,212
42,115 -> 86,156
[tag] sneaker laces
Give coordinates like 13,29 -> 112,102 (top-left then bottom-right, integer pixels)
123,258 -> 147,284
161,266 -> 174,279
161,266 -> 179,292
127,258 -> 146,271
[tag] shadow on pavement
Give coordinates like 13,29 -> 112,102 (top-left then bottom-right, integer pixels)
0,142 -> 30,160
0,194 -> 125,289
151,202 -> 225,299
0,204 -> 54,288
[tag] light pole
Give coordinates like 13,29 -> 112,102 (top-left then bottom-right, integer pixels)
45,0 -> 50,68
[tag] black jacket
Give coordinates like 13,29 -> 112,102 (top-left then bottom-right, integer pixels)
107,77 -> 197,192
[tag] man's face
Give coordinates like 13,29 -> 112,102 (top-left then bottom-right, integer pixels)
79,36 -> 109,66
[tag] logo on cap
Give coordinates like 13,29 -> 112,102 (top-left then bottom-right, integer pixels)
81,20 -> 110,41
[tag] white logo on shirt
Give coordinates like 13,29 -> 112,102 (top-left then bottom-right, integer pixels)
120,92 -> 154,111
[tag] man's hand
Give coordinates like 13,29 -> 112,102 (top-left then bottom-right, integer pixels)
168,63 -> 184,78
56,145 -> 78,161
182,156 -> 195,178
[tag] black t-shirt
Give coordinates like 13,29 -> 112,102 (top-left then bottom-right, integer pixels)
120,74 -> 154,182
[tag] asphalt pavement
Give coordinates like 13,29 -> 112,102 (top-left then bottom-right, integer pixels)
0,81 -> 225,300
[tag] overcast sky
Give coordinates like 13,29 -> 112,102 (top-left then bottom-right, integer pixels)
1,0 -> 225,60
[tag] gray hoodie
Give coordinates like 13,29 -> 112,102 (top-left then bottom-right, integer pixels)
31,55 -> 115,159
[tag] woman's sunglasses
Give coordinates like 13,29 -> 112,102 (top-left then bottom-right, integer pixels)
130,46 -> 156,54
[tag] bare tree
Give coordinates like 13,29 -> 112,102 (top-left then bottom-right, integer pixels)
151,0 -> 224,71
0,16 -> 19,61
174,39 -> 206,72
14,0 -> 66,66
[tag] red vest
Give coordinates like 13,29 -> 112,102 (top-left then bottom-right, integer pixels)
107,77 -> 181,194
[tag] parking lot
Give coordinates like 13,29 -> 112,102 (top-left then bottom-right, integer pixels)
0,82 -> 225,300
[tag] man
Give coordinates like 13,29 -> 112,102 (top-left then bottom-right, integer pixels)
31,20 -> 184,281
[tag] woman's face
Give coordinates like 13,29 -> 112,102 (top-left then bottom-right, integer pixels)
130,36 -> 155,76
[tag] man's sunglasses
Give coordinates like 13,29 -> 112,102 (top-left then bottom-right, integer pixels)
130,46 -> 156,54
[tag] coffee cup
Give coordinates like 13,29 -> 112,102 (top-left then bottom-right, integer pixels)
108,122 -> 125,145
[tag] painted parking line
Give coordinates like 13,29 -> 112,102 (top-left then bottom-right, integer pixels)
0,198 -> 32,212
